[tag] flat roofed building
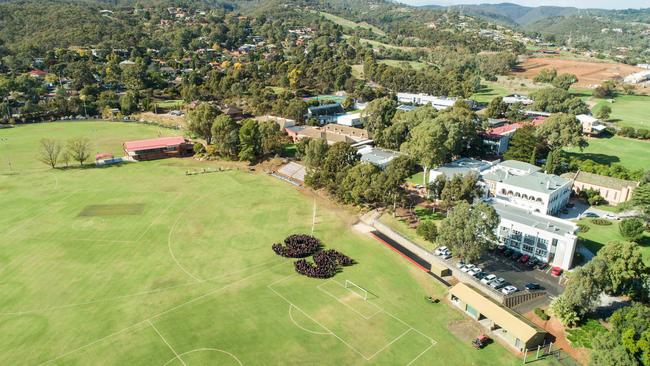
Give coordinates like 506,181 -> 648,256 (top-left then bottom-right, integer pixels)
494,171 -> 572,216
490,199 -> 577,269
576,114 -> 607,136
335,113 -> 363,127
561,171 -> 639,206
306,103 -> 344,124
358,146 -> 399,169
502,94 -> 534,105
449,283 -> 547,352
285,125 -> 370,145
255,115 -> 296,129
428,158 -> 497,183
396,92 -> 476,110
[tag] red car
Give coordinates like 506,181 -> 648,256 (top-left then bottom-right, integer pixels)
519,255 -> 530,264
551,266 -> 563,277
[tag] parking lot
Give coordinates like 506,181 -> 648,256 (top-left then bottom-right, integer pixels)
436,247 -> 565,298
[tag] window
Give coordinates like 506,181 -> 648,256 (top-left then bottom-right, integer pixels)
537,238 -> 548,250
523,244 -> 534,253
524,234 -> 536,245
535,248 -> 547,257
511,230 -> 522,241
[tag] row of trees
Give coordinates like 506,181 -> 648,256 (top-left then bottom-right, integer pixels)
187,103 -> 287,162
38,137 -> 92,168
302,140 -> 415,208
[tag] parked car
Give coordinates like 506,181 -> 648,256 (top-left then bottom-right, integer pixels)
474,272 -> 487,280
511,252 -> 522,261
501,285 -> 518,295
472,335 -> 491,349
551,266 -> 563,277
481,274 -> 496,284
461,264 -> 475,273
519,255 -> 530,264
536,262 -> 549,271
604,213 -> 619,220
525,283 -> 541,291
469,267 -> 482,276
456,261 -> 466,269
489,278 -> 506,289
496,245 -> 506,254
581,212 -> 599,218
440,251 -> 452,260
434,246 -> 448,256
503,248 -> 513,257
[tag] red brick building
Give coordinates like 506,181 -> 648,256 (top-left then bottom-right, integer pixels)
123,136 -> 193,161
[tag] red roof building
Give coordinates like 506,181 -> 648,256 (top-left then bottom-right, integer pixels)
123,136 -> 193,161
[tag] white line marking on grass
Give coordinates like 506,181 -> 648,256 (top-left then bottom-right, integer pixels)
136,193 -> 183,242
316,280 -> 382,320
288,305 -> 332,335
161,348 -> 243,366
148,320 -> 187,366
38,261 -> 285,365
268,275 -> 438,363
4,191 -> 79,237
166,196 -> 205,282
0,258 -> 282,316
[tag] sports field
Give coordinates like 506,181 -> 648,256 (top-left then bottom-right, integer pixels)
563,135 -> 650,171
0,122 -> 559,365
592,94 -> 650,130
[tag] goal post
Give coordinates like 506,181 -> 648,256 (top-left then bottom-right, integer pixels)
344,280 -> 368,301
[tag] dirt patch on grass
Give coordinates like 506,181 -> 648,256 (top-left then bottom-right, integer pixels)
514,57 -> 643,88
78,203 -> 146,217
447,319 -> 483,344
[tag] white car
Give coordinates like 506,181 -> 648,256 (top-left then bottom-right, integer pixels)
489,278 -> 506,289
481,274 -> 496,284
461,264 -> 475,273
456,261 -> 465,269
604,214 -> 619,220
469,267 -> 482,276
440,250 -> 452,260
501,285 -> 518,295
434,246 -> 448,256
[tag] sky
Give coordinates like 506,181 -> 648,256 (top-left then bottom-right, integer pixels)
398,0 -> 650,10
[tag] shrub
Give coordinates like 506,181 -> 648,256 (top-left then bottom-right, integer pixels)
619,218 -> 645,241
588,194 -> 605,206
577,223 -> 590,233
416,220 -> 438,243
591,219 -> 612,226
272,234 -> 322,258
193,142 -> 205,154
534,307 -> 550,321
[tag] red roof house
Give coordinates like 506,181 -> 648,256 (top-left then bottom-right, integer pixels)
123,136 -> 193,161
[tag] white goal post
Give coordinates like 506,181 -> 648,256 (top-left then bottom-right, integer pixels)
344,280 -> 368,301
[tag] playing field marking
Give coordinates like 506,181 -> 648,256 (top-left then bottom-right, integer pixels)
37,261 -> 285,365
166,195 -> 206,282
316,279 -> 382,320
148,320 -> 187,366
135,193 -> 183,242
268,275 -> 437,363
161,348 -> 243,366
288,305 -> 332,335
0,258 -> 282,316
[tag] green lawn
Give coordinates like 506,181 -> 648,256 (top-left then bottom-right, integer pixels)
563,136 -> 650,171
471,81 -> 510,103
378,59 -> 427,71
315,11 -> 386,36
577,219 -> 650,265
154,99 -> 184,109
0,122 -> 560,364
592,94 -> 650,130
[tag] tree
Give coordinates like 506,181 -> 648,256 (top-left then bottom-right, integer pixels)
375,155 -> 416,208
401,120 -> 450,191
38,138 -> 61,168
593,81 -> 617,99
544,149 -> 562,175
536,113 -> 586,150
238,119 -> 261,162
284,99 -> 307,122
417,220 -> 438,243
188,103 -> 220,143
307,142 -> 359,191
552,258 -> 606,326
337,163 -> 381,205
66,137 -> 91,166
533,68 -> 557,83
591,303 -> 650,366
436,202 -> 499,262
619,218 -> 646,242
596,105 -> 612,121
119,90 -> 138,115
303,138 -> 329,169
552,73 -> 578,90
630,184 -> 650,221
211,115 -> 239,158
503,124 -> 542,162
549,296 -> 580,328
485,96 -> 508,118
259,121 -> 286,156
597,240 -> 648,298
363,97 -> 397,145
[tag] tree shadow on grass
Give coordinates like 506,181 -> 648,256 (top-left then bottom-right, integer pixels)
563,151 -> 621,165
